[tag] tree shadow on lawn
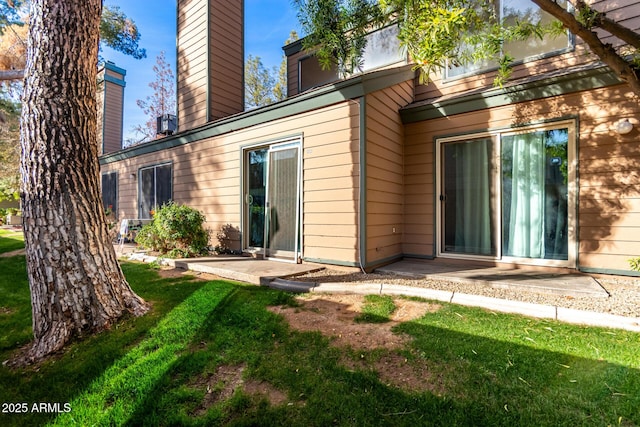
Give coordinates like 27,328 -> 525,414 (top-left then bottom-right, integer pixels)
116,289 -> 640,427
0,262 -> 208,427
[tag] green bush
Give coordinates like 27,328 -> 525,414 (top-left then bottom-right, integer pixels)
135,202 -> 210,258
629,257 -> 640,272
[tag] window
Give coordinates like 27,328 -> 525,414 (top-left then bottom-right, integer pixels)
358,24 -> 405,73
299,56 -> 339,92
138,163 -> 172,219
447,0 -> 571,79
298,25 -> 406,92
101,171 -> 117,218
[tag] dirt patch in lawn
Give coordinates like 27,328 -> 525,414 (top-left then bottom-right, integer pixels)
269,294 -> 439,351
191,364 -> 292,416
344,351 -> 451,395
177,272 -> 447,397
0,306 -> 15,315
269,294 -> 445,393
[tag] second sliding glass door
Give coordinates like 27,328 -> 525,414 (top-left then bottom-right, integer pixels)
438,123 -> 574,266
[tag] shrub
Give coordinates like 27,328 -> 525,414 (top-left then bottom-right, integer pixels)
135,202 -> 210,258
629,257 -> 640,272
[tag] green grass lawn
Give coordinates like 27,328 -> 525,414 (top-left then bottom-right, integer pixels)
0,229 -> 25,254
0,236 -> 639,426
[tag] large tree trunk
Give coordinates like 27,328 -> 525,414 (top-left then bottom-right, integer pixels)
17,0 -> 149,365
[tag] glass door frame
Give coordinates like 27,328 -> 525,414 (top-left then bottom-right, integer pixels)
435,120 -> 577,268
241,138 -> 303,263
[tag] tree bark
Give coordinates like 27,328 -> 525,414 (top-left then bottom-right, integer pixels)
16,0 -> 149,365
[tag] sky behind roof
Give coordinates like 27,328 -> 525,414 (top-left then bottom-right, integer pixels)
102,0 -> 302,143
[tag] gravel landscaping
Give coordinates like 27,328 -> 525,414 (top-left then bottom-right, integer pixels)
294,269 -> 640,319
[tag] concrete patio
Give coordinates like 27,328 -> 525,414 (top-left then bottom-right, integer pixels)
121,243 -> 608,298
376,259 -> 609,298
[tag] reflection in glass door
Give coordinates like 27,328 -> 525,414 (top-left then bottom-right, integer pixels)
265,145 -> 300,259
501,129 -> 568,260
247,148 -> 267,248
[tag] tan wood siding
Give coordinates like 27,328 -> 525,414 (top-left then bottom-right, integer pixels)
96,66 -> 124,156
365,80 -> 414,267
404,81 -> 640,271
102,83 -> 123,153
101,100 -> 362,265
302,102 -> 361,263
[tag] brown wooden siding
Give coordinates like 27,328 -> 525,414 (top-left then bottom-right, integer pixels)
96,67 -> 124,155
177,0 -> 243,131
101,101 -> 362,265
209,0 -> 244,120
287,49 -> 305,97
404,82 -> 640,271
365,80 -> 414,267
177,0 -> 209,130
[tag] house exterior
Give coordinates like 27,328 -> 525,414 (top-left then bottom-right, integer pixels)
97,61 -> 126,155
99,0 -> 640,277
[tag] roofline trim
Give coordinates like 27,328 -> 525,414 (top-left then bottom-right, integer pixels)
100,65 -> 415,164
401,64 -> 621,123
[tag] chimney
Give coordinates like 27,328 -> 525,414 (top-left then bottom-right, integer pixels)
176,0 -> 244,132
96,61 -> 126,155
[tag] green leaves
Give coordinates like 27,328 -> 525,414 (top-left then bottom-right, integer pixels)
135,202 -> 211,258
294,0 -> 384,76
99,5 -> 146,60
293,0 -> 574,88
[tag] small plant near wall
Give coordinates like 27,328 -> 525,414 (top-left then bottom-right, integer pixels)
629,257 -> 640,272
135,202 -> 210,258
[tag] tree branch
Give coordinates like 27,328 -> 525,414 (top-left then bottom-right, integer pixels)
596,15 -> 640,50
573,0 -> 640,49
531,0 -> 640,98
0,69 -> 24,81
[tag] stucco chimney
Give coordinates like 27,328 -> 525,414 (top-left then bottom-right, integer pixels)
96,61 -> 126,155
177,0 -> 244,132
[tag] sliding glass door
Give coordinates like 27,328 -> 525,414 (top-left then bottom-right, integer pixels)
438,122 -> 574,266
244,141 -> 301,261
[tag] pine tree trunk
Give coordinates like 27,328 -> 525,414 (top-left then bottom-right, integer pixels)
17,0 -> 149,365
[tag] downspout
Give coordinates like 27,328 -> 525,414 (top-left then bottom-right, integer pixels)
358,96 -> 367,273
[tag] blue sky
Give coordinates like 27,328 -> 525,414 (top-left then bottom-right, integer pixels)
103,1 -> 302,143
